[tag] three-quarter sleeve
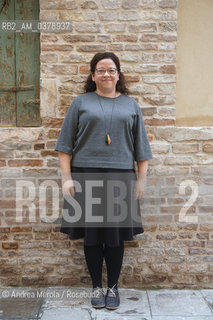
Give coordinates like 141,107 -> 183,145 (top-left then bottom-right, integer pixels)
133,104 -> 152,162
55,100 -> 79,155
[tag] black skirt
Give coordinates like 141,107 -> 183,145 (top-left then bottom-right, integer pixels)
60,167 -> 144,247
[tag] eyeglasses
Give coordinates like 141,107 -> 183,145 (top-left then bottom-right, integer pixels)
95,68 -> 117,76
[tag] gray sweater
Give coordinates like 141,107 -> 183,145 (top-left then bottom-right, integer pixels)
55,92 -> 152,169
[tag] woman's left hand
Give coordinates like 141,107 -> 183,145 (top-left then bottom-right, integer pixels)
134,178 -> 146,200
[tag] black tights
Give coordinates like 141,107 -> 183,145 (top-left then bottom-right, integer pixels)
84,241 -> 124,289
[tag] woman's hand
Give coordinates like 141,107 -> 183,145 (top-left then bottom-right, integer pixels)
134,177 -> 146,200
62,174 -> 75,197
135,160 -> 148,200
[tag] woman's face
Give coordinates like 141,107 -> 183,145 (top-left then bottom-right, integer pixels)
91,58 -> 120,94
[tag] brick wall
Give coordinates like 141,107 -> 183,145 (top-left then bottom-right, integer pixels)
0,0 -> 213,288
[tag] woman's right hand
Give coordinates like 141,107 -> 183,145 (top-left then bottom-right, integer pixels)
62,175 -> 75,197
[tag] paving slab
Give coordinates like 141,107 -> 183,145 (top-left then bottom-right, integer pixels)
147,289 -> 213,317
0,288 -> 43,319
39,287 -> 151,320
40,307 -> 92,320
201,289 -> 213,313
152,317 -> 213,320
0,287 -> 213,320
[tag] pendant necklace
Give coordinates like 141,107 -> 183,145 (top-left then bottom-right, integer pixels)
97,93 -> 116,145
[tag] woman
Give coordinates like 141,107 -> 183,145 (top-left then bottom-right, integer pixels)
55,52 -> 152,310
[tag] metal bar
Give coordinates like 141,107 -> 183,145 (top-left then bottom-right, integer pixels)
0,85 -> 34,92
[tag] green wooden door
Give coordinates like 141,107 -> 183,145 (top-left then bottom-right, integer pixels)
0,0 -> 40,126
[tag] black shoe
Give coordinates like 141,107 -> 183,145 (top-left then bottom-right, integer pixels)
105,284 -> 120,310
91,287 -> 105,308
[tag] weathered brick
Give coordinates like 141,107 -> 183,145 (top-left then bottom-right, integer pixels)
41,64 -> 78,76
142,275 -> 167,284
156,127 -> 213,142
33,226 -> 51,233
0,142 -> 32,151
129,22 -> 157,33
41,150 -> 58,157
129,84 -> 155,95
101,0 -> 121,9
203,143 -> 213,153
8,160 -> 43,167
75,23 -> 101,33
0,200 -> 16,209
23,169 -> 58,177
13,234 -> 33,241
165,156 -> 194,165
172,264 -> 207,274
159,42 -> 176,52
158,107 -> 175,117
172,143 -> 199,154
105,23 -> 126,33
0,160 -> 6,166
42,118 -> 63,128
145,118 -> 175,126
156,233 -> 177,240
98,12 -> 117,21
118,11 -> 139,21
11,227 -> 32,233
143,75 -> 176,84
40,0 -> 77,9
0,151 -> 13,158
80,1 -> 98,9
140,10 -> 177,21
144,95 -> 175,105
150,141 -> 170,153
150,264 -> 170,273
2,242 -> 18,249
140,0 -> 157,9
40,53 -> 58,64
52,241 -> 71,249
142,53 -> 176,63
125,44 -> 141,51
114,35 -> 138,42
142,107 -> 157,117
125,75 -> 140,82
0,228 -> 10,234
97,35 -> 112,42
19,241 -> 52,249
83,12 -> 97,21
121,53 -> 139,62
79,65 -> 90,74
157,84 -> 176,94
159,21 -> 177,32
77,45 -> 106,52
122,0 -> 139,8
169,275 -> 196,284
159,0 -> 177,9
107,44 -> 124,51
41,44 -> 73,51
40,34 -> 58,42
46,141 -> 57,149
63,34 -> 95,43
34,233 -> 49,240
159,65 -> 176,74
34,143 -> 45,150
141,43 -> 158,51
196,233 -> 209,240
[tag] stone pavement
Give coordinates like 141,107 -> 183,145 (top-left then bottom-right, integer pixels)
1,287 -> 213,320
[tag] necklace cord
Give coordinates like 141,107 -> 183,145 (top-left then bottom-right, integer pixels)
97,95 -> 116,145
